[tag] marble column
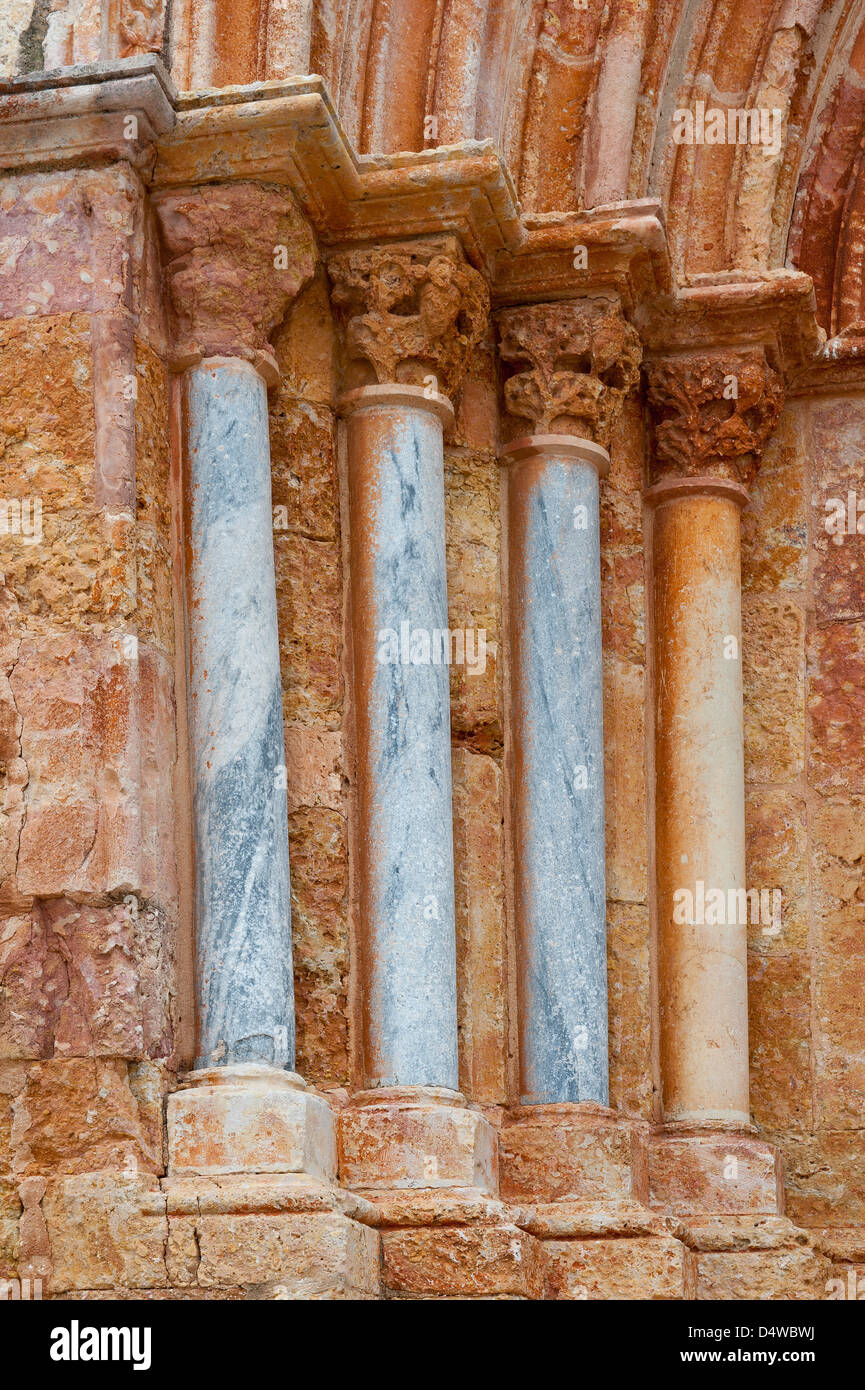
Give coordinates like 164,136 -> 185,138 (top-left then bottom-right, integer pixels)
504,434 -> 610,1104
644,349 -> 783,1130
183,356 -> 292,1070
155,184 -> 337,1179
497,300 -> 641,1107
329,238 -> 498,1191
342,383 -> 458,1090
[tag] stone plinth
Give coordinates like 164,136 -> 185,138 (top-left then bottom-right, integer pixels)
167,1066 -> 337,1181
338,1088 -> 497,1193
648,1132 -> 783,1216
499,1103 -> 649,1205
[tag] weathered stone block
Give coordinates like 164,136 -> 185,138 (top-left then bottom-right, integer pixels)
649,1134 -> 782,1216
382,1224 -> 542,1298
43,1173 -> 168,1292
784,1132 -> 865,1227
695,1247 -> 832,1300
271,271 -> 337,406
167,1067 -> 337,1180
808,623 -> 865,794
0,1176 -> 19,1277
601,549 -> 645,663
193,1211 -> 380,1296
9,634 -> 178,908
134,340 -> 172,548
274,533 -> 342,729
810,395 -> 865,622
742,401 -> 808,594
451,748 -> 507,1105
748,951 -> 812,1134
811,795 -> 865,928
445,448 -> 501,747
0,169 -> 139,319
745,788 -> 809,952
607,903 -> 652,1120
500,1104 -> 648,1204
339,1090 -> 497,1192
544,1235 -> 693,1300
0,900 -> 147,1060
600,395 -> 645,547
814,919 -> 865,1129
270,395 -> 338,541
743,593 -> 805,782
288,806 -> 349,1088
1,1057 -> 162,1177
603,654 -> 648,905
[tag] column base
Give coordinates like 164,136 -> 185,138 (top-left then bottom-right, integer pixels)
167,1064 -> 337,1180
499,1103 -> 649,1204
164,1067 -> 380,1297
648,1131 -> 783,1216
338,1087 -> 497,1194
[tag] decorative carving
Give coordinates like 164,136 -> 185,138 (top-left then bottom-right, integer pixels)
327,236 -> 489,398
119,0 -> 166,56
496,298 -> 641,448
645,349 -> 784,489
155,184 -> 316,368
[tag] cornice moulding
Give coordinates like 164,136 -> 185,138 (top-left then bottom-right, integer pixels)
637,270 -> 824,375
0,59 -> 670,308
0,56 -> 176,172
0,59 -> 829,367
787,335 -> 865,397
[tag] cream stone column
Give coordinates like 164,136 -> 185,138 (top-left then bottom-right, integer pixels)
154,183 -> 336,1180
644,349 -> 783,1135
495,298 -> 651,1205
328,238 -> 498,1192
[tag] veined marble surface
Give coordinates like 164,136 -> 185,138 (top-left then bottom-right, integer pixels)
355,403 -> 459,1090
513,453 -> 609,1105
185,359 -> 295,1070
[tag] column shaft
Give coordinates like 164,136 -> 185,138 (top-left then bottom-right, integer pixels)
651,487 -> 749,1126
345,386 -> 459,1091
184,357 -> 294,1070
506,438 -> 609,1105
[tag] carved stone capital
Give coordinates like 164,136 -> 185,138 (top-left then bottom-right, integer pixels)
327,236 -> 489,399
495,298 -> 641,448
155,183 -> 316,375
644,349 -> 783,491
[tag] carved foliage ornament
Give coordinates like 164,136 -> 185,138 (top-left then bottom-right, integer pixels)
155,184 -> 316,363
496,298 -> 641,449
645,350 -> 784,489
327,238 -> 489,398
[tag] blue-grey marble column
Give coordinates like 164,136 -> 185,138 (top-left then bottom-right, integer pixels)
342,384 -> 459,1091
504,435 -> 610,1106
184,357 -> 294,1071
